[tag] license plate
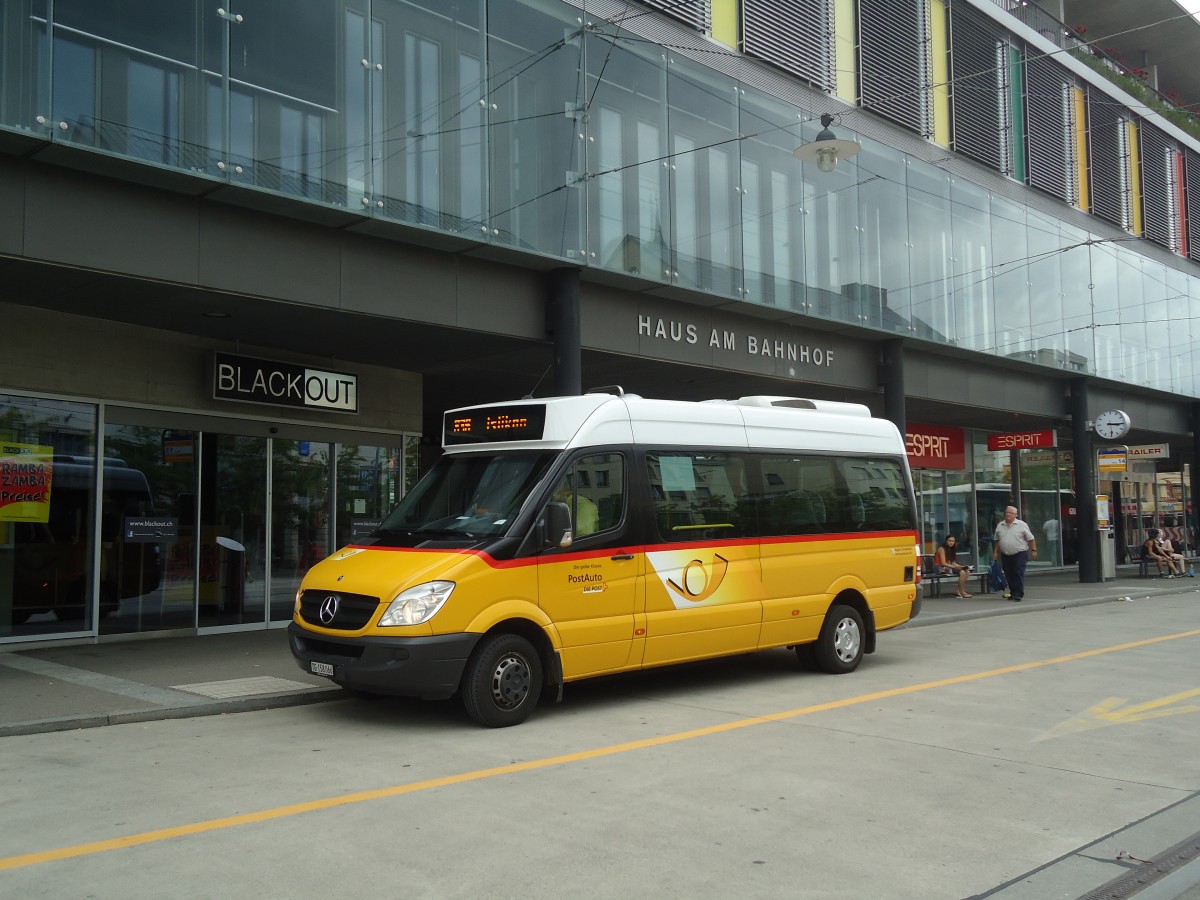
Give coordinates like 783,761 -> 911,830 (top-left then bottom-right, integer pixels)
310,661 -> 335,677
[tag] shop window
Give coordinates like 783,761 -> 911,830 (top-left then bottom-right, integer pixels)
0,395 -> 98,638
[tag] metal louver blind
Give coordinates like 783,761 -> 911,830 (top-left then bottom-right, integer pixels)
950,4 -> 1007,173
743,0 -> 834,93
1088,92 -> 1126,229
1025,55 -> 1074,204
1185,149 -> 1200,262
859,0 -> 931,136
638,0 -> 712,34
1139,125 -> 1174,250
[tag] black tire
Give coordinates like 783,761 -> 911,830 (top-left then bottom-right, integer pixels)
813,604 -> 864,674
793,642 -> 817,670
462,633 -> 542,727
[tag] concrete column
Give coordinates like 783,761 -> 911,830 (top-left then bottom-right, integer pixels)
1191,402 -> 1200,554
1071,378 -> 1100,582
547,268 -> 582,397
878,339 -> 906,435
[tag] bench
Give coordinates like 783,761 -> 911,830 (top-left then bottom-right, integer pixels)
922,556 -> 990,596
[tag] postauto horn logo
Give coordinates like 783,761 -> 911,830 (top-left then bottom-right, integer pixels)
649,551 -> 731,608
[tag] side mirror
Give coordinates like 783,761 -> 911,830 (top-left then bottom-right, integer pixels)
544,501 -> 574,549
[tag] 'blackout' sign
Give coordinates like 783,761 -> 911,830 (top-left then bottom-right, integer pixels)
212,352 -> 358,413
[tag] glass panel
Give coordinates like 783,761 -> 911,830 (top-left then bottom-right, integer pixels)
798,115 -> 860,322
48,4 -> 214,173
1060,222 -> 1094,374
1018,449 -> 1064,570
552,453 -> 625,538
666,60 -> 740,295
647,452 -> 753,542
199,433 -> 266,627
1116,244 -> 1149,386
224,0 -> 346,204
907,162 -> 952,342
584,27 -> 668,279
738,85 -> 806,309
1,395 -> 98,638
271,439 -> 331,622
100,425 -> 198,635
1028,216 -> 1065,366
369,0 -> 485,231
856,137 -> 911,333
487,0 -> 582,254
990,194 -> 1028,358
949,178 -> 991,351
1090,240 -> 1121,381
0,1 -> 51,135
332,441 -> 405,548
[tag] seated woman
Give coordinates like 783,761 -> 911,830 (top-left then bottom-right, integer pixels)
1157,532 -> 1186,576
935,535 -> 973,598
1144,529 -> 1175,577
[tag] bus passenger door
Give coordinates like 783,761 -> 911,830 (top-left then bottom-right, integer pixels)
640,451 -> 763,666
537,454 -> 643,679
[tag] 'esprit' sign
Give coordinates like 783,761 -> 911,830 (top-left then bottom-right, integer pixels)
987,430 -> 1056,451
212,353 -> 358,413
905,423 -> 965,470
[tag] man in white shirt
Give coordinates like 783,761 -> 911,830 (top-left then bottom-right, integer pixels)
993,505 -> 1038,602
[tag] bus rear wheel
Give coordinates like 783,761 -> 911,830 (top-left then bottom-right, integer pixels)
813,604 -> 864,674
462,633 -> 542,727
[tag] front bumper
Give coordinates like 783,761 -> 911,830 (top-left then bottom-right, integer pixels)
288,623 -> 480,700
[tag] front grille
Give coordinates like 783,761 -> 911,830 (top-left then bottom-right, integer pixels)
296,635 -> 366,661
299,590 -> 380,630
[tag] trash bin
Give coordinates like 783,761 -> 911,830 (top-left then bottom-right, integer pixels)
1099,529 -> 1116,581
216,536 -> 246,615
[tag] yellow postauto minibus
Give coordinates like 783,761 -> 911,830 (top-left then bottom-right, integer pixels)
289,390 -> 921,726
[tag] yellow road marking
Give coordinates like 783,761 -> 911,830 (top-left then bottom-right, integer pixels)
2,627 -> 1198,872
1035,686 -> 1200,741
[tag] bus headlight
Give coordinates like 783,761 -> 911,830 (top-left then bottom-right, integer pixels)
379,581 -> 455,626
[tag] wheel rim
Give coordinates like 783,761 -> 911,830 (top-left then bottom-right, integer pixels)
490,652 -> 531,711
832,617 -> 861,663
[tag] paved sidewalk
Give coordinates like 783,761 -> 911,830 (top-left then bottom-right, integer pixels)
1,567 -> 1196,737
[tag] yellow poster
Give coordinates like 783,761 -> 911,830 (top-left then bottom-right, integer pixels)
0,442 -> 54,523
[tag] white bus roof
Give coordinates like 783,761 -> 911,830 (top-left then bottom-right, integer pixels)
443,393 -> 905,456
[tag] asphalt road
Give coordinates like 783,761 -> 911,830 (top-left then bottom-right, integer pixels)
1,594 -> 1198,899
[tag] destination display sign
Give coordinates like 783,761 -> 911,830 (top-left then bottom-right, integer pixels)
444,404 -> 547,444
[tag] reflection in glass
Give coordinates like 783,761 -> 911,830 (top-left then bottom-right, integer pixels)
585,27 -> 668,279
488,0 -> 582,252
667,61 -> 740,295
100,425 -> 197,635
0,395 -> 98,638
199,434 -> 266,627
271,440 -> 331,622
856,138 -> 911,333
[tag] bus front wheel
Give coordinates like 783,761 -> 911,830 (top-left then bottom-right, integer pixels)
813,604 -> 864,674
462,633 -> 543,727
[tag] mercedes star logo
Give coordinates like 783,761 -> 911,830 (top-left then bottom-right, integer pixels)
319,594 -> 340,625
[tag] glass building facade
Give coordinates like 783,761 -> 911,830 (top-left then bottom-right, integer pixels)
3,0 -> 1199,396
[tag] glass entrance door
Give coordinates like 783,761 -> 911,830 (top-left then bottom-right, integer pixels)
198,433 -> 267,628
96,414 -> 412,636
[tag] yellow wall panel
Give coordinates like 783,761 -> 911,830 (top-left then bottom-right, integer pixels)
711,0 -> 738,48
1126,120 -> 1143,235
1073,87 -> 1089,211
834,0 -> 857,103
930,0 -> 950,147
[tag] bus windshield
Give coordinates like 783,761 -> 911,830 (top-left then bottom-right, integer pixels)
377,451 -> 557,539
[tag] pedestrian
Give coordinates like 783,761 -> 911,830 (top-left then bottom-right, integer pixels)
934,535 -> 973,598
993,505 -> 1037,601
